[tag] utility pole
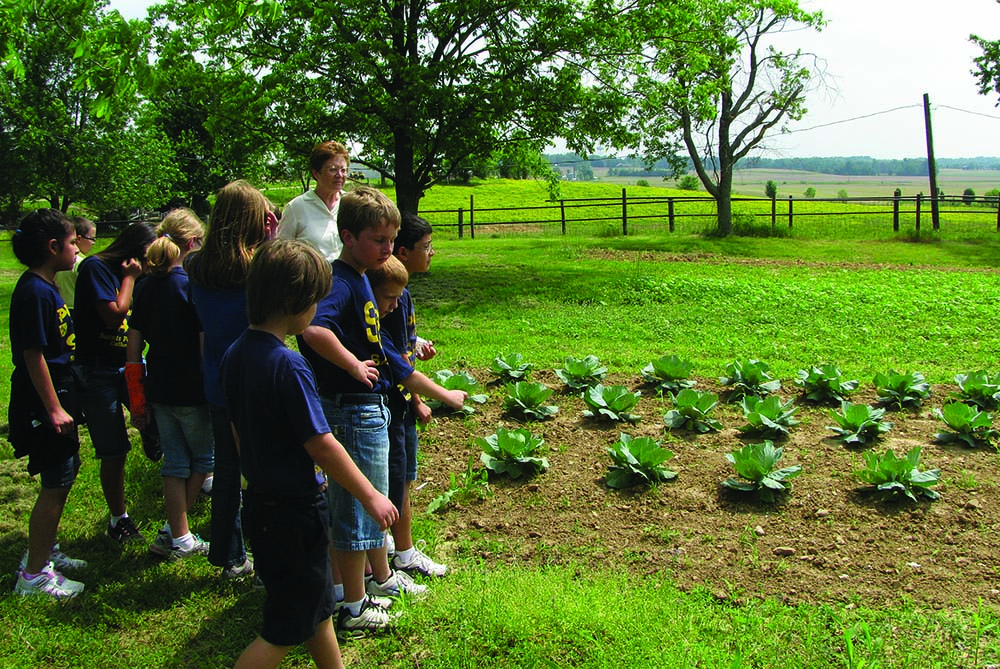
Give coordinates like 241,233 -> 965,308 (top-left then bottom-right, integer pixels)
923,93 -> 940,231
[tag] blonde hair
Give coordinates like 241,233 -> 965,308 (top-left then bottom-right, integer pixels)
367,254 -> 409,291
186,180 -> 269,290
338,186 -> 401,239
147,208 -> 205,275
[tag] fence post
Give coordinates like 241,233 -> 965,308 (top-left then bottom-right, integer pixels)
469,194 -> 475,240
771,196 -> 776,228
892,188 -> 901,232
668,198 -> 675,233
915,193 -> 921,232
458,208 -> 464,239
787,195 -> 793,230
996,199 -> 1000,232
621,188 -> 628,236
560,199 -> 566,235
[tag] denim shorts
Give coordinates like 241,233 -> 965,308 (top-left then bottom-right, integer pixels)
76,364 -> 132,459
404,421 -> 418,482
150,403 -> 215,479
320,394 -> 389,552
39,452 -> 81,489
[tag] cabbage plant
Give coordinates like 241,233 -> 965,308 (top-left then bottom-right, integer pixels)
794,365 -> 859,403
582,384 -> 641,423
934,402 -> 998,448
490,352 -> 533,382
641,354 -> 696,394
478,427 -> 549,479
606,433 -> 677,489
720,359 -> 781,400
826,402 -> 892,445
503,381 -> 559,421
855,446 -> 941,502
722,440 -> 802,503
663,388 -> 722,433
426,369 -> 489,414
554,355 -> 607,391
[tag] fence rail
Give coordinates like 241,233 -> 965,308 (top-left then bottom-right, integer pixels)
418,189 -> 1000,239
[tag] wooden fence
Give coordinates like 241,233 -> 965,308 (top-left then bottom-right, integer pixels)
419,189 -> 1000,238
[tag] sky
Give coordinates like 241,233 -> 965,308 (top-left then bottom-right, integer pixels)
108,0 -> 1000,160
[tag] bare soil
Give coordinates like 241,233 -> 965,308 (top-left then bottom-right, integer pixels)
414,371 -> 1000,610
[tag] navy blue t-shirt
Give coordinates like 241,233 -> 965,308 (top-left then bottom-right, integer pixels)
74,256 -> 129,365
221,329 -> 328,497
9,272 -> 75,374
301,259 -> 393,397
129,267 -> 205,405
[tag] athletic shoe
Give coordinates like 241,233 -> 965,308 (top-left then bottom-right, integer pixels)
336,595 -> 398,640
335,593 -> 393,613
365,569 -> 428,599
391,543 -> 448,578
155,534 -> 209,561
200,475 -> 214,496
148,530 -> 173,558
384,531 -> 395,557
221,558 -> 254,580
14,563 -> 84,599
107,516 -> 145,544
20,544 -> 87,573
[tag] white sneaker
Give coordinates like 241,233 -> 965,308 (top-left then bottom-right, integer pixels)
20,544 -> 87,573
365,569 -> 428,599
15,563 -> 84,599
391,543 -> 448,577
336,595 -> 399,640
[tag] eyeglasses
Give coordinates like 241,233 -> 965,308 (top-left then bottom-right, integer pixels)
79,235 -> 96,242
326,166 -> 349,175
417,242 -> 433,252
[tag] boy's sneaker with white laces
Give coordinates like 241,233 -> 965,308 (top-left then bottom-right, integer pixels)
365,569 -> 428,599
107,516 -> 145,544
15,563 -> 84,599
336,595 -> 398,640
391,544 -> 448,578
20,544 -> 87,573
148,530 -> 173,558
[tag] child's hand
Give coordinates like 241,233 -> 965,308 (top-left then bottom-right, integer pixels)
349,359 -> 380,388
443,389 -> 468,411
48,406 -> 74,436
130,410 -> 149,431
415,338 -> 437,361
414,399 -> 433,425
363,493 -> 399,531
121,258 -> 143,278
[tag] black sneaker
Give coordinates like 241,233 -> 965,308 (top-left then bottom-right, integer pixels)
107,516 -> 145,543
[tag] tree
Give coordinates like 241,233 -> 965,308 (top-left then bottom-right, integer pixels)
765,180 -> 778,199
0,0 -> 178,216
595,0 -> 824,235
963,187 -> 976,205
804,186 -> 816,198
150,0 -> 602,213
972,6 -> 1000,105
677,174 -> 700,191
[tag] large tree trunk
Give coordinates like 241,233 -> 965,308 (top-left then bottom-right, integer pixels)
393,130 -> 422,214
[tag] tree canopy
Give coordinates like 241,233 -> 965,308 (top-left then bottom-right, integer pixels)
972,2 -> 1000,106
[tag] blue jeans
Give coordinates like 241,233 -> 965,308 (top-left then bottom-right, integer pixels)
208,403 -> 247,569
151,403 -> 214,479
321,394 -> 389,552
76,364 -> 131,459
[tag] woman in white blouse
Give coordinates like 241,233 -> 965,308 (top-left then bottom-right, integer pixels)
277,141 -> 350,262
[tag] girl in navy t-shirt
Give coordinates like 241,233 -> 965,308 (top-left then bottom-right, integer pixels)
9,209 -> 86,598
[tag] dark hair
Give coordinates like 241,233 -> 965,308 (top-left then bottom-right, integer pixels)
309,141 -> 350,175
337,186 -> 400,239
71,216 -> 96,237
393,212 -> 433,253
245,240 -> 332,325
95,222 -> 157,275
12,209 -> 73,268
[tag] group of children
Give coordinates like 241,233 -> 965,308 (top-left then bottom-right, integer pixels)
10,179 -> 457,668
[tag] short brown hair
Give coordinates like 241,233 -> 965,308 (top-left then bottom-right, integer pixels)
367,254 -> 409,291
338,186 -> 401,240
245,240 -> 332,325
309,141 -> 350,175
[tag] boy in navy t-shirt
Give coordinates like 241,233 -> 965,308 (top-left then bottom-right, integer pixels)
221,240 -> 396,669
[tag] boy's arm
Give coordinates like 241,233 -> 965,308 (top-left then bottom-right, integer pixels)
400,370 -> 467,411
305,433 -> 398,529
22,348 -> 74,434
302,325 -> 379,389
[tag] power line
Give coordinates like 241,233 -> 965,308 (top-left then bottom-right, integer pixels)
783,104 -> 923,134
935,104 -> 1000,121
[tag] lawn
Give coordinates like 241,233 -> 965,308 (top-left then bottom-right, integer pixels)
2,196 -> 1000,667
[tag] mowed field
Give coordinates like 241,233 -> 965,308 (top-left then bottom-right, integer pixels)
595,166 -> 1000,199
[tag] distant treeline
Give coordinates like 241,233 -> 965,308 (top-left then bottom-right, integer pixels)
546,154 -> 1000,177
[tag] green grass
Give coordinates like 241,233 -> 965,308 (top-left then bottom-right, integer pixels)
3,198 -> 1000,667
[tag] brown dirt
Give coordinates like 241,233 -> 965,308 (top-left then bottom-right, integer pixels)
413,370 -> 1000,610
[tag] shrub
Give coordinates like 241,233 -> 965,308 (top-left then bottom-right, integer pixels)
804,186 -> 816,198
636,179 -> 650,187
837,188 -> 849,200
963,187 -> 976,205
765,180 -> 778,199
677,174 -> 700,191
